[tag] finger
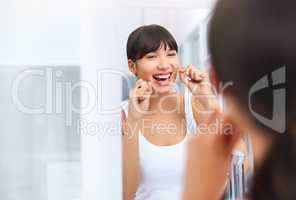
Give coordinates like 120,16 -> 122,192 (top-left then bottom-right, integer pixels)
192,68 -> 209,83
140,81 -> 152,94
136,92 -> 148,102
135,82 -> 152,101
186,66 -> 196,80
139,81 -> 149,91
178,66 -> 186,72
178,67 -> 185,78
134,78 -> 145,88
191,70 -> 198,81
189,66 -> 194,79
136,84 -> 149,97
192,70 -> 203,82
130,81 -> 145,102
185,66 -> 191,77
187,66 -> 200,81
135,80 -> 150,95
147,81 -> 155,94
144,81 -> 153,92
182,66 -> 200,93
186,65 -> 194,79
196,69 -> 210,81
179,67 -> 189,87
197,69 -> 207,80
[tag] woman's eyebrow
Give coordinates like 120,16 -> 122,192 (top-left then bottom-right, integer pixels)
167,49 -> 176,52
147,51 -> 156,54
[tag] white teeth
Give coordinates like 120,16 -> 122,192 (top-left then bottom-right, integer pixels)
154,74 -> 170,79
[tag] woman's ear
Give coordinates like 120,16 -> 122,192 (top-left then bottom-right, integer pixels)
128,59 -> 137,76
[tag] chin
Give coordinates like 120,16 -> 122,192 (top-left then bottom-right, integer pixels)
154,84 -> 174,95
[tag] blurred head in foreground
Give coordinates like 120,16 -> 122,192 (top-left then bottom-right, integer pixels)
209,0 -> 296,199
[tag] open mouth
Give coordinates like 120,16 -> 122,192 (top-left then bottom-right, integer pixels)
152,72 -> 172,82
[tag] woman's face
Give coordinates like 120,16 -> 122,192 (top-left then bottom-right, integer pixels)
131,43 -> 180,95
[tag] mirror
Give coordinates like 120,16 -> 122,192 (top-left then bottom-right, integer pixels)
0,0 -> 255,199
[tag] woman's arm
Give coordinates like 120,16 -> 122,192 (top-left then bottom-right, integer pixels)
122,113 -> 140,200
182,110 -> 241,200
122,78 -> 153,200
178,65 -> 219,125
191,94 -> 219,125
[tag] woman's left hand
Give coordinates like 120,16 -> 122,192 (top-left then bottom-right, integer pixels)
179,65 -> 219,124
179,65 -> 212,95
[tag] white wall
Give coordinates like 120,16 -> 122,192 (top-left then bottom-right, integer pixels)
80,1 -> 144,199
121,0 -> 215,9
0,1 -> 81,199
0,0 -> 79,66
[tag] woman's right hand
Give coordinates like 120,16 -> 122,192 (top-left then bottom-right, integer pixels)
123,79 -> 152,200
128,78 -> 154,121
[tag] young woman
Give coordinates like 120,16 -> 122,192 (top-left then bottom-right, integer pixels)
121,24 -> 219,200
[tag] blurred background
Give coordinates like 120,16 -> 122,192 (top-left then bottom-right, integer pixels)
0,0 -> 214,199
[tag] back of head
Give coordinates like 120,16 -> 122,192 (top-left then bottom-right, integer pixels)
209,0 -> 296,199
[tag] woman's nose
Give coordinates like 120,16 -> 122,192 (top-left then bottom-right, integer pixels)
157,58 -> 170,71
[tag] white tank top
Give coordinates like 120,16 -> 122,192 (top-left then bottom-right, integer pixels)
121,90 -> 197,200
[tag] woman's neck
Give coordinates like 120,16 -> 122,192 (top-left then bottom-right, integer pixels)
148,91 -> 182,114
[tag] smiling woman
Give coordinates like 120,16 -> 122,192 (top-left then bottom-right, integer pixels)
121,24 -> 219,200
126,25 -> 179,95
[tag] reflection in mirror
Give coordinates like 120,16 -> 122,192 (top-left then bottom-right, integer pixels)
120,7 -> 254,200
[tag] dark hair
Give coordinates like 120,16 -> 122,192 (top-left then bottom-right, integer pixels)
209,0 -> 296,199
126,24 -> 178,61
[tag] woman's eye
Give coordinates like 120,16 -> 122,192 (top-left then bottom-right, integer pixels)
168,52 -> 177,56
146,54 -> 156,59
